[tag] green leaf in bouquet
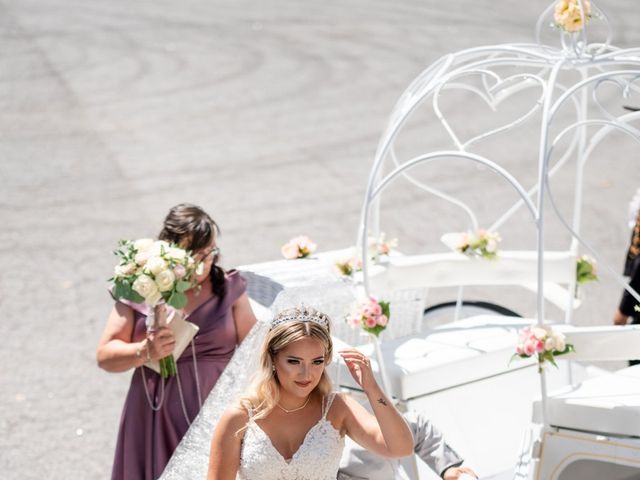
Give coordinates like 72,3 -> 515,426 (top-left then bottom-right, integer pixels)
167,291 -> 188,309
175,280 -> 191,293
113,280 -> 134,301
365,325 -> 384,337
380,301 -> 391,319
554,344 -> 575,356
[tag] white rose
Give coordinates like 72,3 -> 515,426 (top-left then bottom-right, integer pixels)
544,338 -> 555,352
155,269 -> 176,292
552,333 -> 566,352
146,289 -> 163,307
149,240 -> 171,256
532,327 -> 547,341
167,247 -> 187,261
114,263 -> 137,278
486,239 -> 497,253
135,251 -> 150,266
146,256 -> 167,276
134,238 -> 154,252
132,274 -> 159,300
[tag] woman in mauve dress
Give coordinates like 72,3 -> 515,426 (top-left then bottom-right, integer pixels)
97,203 -> 257,480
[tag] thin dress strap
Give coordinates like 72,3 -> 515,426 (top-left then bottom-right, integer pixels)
321,393 -> 337,420
243,401 -> 254,421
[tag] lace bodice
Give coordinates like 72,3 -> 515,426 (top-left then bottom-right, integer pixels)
238,393 -> 344,480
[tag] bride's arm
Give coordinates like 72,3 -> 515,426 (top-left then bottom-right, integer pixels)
338,349 -> 413,458
208,406 -> 246,480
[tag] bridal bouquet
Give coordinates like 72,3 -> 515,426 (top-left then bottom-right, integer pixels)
347,296 -> 390,337
111,239 -> 200,377
512,325 -> 574,372
554,0 -> 591,33
281,235 -> 317,259
576,254 -> 598,284
456,229 -> 501,260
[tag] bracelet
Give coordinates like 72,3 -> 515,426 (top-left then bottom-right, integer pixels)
136,341 -> 151,363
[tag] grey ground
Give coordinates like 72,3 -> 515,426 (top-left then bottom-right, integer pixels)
1,1 -> 639,478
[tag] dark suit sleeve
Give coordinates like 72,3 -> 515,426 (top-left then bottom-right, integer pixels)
620,257 -> 640,317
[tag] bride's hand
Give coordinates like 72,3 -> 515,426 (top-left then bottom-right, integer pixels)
339,349 -> 377,393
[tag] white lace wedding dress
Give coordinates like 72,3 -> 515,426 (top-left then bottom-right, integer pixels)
239,393 -> 345,480
160,284 -> 355,480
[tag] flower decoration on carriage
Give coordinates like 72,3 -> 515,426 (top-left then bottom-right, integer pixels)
456,229 -> 501,260
335,234 -> 398,277
111,239 -> 200,377
576,254 -> 598,284
346,296 -> 390,337
512,325 -> 575,372
368,232 -> 398,258
281,235 -> 317,259
554,0 -> 592,33
335,255 -> 363,277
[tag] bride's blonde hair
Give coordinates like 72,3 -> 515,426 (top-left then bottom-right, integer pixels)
239,306 -> 333,427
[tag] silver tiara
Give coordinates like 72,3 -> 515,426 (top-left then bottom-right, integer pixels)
270,306 -> 331,331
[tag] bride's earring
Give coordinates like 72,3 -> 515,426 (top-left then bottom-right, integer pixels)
272,365 -> 276,376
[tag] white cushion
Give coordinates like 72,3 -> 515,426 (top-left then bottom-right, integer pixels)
336,315 -> 537,400
533,365 -> 640,437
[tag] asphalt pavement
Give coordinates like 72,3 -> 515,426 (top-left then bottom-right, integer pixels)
1,1 -> 640,478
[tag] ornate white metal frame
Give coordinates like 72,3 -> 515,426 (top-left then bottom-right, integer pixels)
357,0 -> 640,425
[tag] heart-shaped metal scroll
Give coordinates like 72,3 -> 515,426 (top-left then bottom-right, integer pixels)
433,70 -> 546,151
592,75 -> 640,137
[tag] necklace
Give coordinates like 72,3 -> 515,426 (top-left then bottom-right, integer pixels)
276,396 -> 311,414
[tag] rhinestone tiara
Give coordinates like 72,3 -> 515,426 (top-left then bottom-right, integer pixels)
270,306 -> 331,331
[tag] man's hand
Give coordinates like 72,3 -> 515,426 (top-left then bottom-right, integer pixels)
614,309 -> 630,326
443,466 -> 478,479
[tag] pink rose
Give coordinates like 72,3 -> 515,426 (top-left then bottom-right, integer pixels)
365,317 -> 377,328
348,316 -> 362,328
523,340 -> 537,356
173,264 -> 186,279
281,242 -> 300,259
377,315 -> 388,327
516,344 -> 524,355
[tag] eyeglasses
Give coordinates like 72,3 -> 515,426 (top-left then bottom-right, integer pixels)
197,245 -> 220,260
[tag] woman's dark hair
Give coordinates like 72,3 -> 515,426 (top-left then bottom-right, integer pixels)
158,203 -> 226,298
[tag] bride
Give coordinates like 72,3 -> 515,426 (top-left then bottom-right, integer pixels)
207,306 -> 413,479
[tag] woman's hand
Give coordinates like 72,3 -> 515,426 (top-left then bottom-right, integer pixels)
146,327 -> 175,361
443,466 -> 478,479
339,349 -> 377,394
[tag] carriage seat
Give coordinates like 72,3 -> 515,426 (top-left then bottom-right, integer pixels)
336,315 -> 538,401
532,364 -> 640,438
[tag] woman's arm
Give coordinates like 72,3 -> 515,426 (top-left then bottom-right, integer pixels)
96,302 -> 175,372
232,292 -> 257,344
338,349 -> 413,458
208,406 -> 246,480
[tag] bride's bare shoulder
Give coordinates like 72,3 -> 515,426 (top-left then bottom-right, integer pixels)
216,402 -> 250,437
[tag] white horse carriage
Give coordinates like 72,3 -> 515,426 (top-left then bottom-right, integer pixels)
163,2 -> 640,479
